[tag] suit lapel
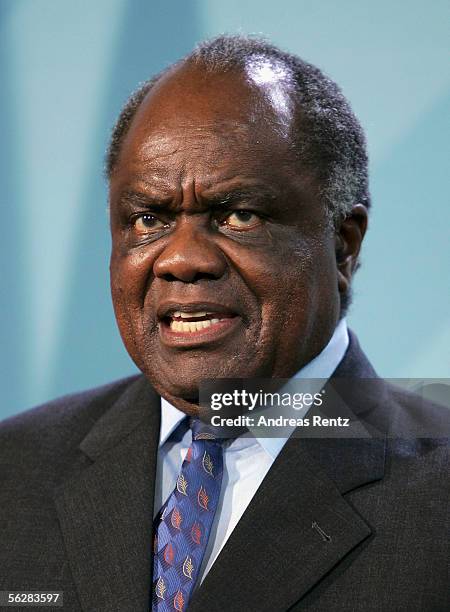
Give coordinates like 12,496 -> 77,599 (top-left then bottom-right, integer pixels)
189,436 -> 383,612
54,376 -> 160,612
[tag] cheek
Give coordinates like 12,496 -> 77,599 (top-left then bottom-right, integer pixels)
231,231 -> 337,341
110,249 -> 157,355
110,246 -> 154,305
232,232 -> 320,312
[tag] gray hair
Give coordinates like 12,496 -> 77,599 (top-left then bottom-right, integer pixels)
106,35 -> 370,227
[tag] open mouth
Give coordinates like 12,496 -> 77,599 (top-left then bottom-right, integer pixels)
157,302 -> 241,345
164,310 -> 235,333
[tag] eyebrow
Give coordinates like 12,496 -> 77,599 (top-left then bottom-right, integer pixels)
117,185 -> 277,211
117,190 -> 172,209
200,186 -> 278,211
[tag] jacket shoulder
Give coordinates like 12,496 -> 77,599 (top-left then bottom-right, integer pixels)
0,375 -> 142,471
384,381 -> 450,439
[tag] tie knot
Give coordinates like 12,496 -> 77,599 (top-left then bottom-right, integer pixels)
190,418 -> 222,442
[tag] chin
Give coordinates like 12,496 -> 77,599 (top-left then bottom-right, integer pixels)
145,366 -> 200,399
145,357 -> 252,400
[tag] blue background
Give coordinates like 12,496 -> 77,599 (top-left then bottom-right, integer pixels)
1,0 -> 449,419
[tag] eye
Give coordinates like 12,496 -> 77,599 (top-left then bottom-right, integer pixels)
133,214 -> 167,234
222,210 -> 262,230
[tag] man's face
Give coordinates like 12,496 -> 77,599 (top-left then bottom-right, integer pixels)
109,63 -> 341,413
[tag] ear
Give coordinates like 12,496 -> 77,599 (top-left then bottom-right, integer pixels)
335,204 -> 368,294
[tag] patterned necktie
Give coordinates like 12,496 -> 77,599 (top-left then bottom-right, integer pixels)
152,418 -> 224,612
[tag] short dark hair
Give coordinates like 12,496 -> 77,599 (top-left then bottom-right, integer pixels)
106,35 -> 370,227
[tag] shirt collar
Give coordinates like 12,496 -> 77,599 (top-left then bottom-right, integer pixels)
159,397 -> 187,447
158,319 -> 349,455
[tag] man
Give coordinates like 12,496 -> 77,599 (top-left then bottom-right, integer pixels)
0,36 -> 448,611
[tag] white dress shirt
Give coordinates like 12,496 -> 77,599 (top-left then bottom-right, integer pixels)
153,319 -> 349,583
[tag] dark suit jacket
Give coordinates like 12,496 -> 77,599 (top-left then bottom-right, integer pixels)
0,333 -> 448,611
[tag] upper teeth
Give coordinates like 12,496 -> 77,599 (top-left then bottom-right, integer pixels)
172,311 -> 208,319
167,310 -> 232,332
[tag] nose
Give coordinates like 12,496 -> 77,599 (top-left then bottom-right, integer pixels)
153,217 -> 227,282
